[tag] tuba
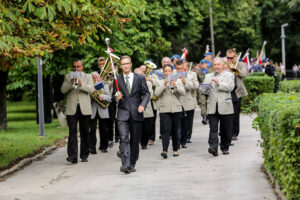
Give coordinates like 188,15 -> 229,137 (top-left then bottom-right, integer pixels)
144,60 -> 157,77
90,56 -> 120,109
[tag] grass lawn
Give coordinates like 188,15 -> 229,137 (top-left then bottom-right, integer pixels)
0,101 -> 68,170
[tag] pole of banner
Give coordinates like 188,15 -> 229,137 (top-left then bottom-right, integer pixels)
105,38 -> 120,92
281,23 -> 288,69
37,56 -> 45,136
209,0 -> 216,58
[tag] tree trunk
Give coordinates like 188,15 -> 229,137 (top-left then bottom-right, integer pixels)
0,69 -> 8,130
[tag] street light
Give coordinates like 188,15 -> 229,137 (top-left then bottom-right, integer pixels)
209,0 -> 215,58
281,23 -> 288,70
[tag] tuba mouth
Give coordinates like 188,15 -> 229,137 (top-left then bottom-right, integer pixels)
144,61 -> 157,77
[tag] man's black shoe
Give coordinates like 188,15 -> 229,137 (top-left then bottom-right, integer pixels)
81,158 -> 88,162
115,138 -> 119,143
108,141 -> 114,148
101,149 -> 108,153
161,152 -> 168,159
141,146 -> 147,150
66,157 -> 77,164
120,166 -> 131,174
181,144 -> 187,148
202,115 -> 208,125
89,148 -> 97,154
208,147 -> 218,157
186,139 -> 192,143
222,150 -> 229,155
129,166 -> 136,173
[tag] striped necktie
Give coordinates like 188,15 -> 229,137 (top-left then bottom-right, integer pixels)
125,75 -> 131,93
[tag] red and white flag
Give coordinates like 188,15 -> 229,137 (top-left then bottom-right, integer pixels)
256,41 -> 267,64
242,49 -> 250,70
181,48 -> 188,61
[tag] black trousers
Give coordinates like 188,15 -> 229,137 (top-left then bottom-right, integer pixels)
160,112 -> 182,152
108,102 -> 119,141
179,114 -> 188,146
118,115 -> 141,168
186,110 -> 195,140
233,98 -> 241,137
208,108 -> 233,152
89,112 -> 109,150
141,117 -> 155,147
149,101 -> 157,141
66,105 -> 90,160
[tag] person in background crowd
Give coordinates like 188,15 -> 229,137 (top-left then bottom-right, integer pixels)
280,62 -> 286,81
155,64 -> 185,159
135,67 -> 155,150
226,49 -> 248,141
293,64 -> 298,80
61,59 -> 94,164
89,72 -> 112,154
203,57 -> 235,156
171,54 -> 182,70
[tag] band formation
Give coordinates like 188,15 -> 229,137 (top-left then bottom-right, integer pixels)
60,38 -> 248,174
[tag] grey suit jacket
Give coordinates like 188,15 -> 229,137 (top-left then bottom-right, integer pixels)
155,79 -> 185,113
113,73 -> 150,121
144,80 -> 154,118
91,84 -> 112,119
203,71 -> 235,115
235,62 -> 248,98
61,72 -> 94,115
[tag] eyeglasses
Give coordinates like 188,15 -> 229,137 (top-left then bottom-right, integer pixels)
226,57 -> 235,60
72,65 -> 82,68
120,62 -> 131,66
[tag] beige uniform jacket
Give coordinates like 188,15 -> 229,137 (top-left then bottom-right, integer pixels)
203,71 -> 235,115
235,62 -> 248,98
61,72 -> 94,116
155,79 -> 185,113
144,80 -> 154,118
180,71 -> 200,111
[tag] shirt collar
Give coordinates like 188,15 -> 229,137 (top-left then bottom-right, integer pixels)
123,72 -> 133,79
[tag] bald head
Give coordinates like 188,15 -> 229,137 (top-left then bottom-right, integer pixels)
139,65 -> 146,74
134,68 -> 143,75
162,57 -> 171,68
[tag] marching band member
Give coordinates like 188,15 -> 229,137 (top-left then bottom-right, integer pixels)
113,55 -> 150,174
171,54 -> 182,70
203,57 -> 235,156
155,64 -> 185,159
226,49 -> 248,140
61,59 -> 94,164
182,61 -> 200,144
89,72 -> 112,154
135,68 -> 155,149
197,59 -> 212,125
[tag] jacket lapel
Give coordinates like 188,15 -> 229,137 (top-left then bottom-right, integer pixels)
119,74 -> 130,96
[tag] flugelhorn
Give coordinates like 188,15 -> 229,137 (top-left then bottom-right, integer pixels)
144,60 -> 157,77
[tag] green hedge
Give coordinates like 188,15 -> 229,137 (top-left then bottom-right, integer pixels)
279,80 -> 300,93
248,72 -> 265,77
253,93 -> 300,199
241,76 -> 275,113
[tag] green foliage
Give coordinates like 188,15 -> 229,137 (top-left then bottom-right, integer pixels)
254,93 -> 300,199
241,76 -> 274,113
0,101 -> 68,169
279,80 -> 300,93
248,72 -> 265,77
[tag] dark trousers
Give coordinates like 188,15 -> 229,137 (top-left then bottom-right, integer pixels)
149,103 -> 157,141
66,105 -> 90,160
160,112 -> 182,152
118,116 -> 141,168
89,112 -> 109,150
108,102 -> 119,141
179,114 -> 188,146
208,109 -> 233,152
233,98 -> 241,137
141,117 -> 155,147
186,110 -> 195,140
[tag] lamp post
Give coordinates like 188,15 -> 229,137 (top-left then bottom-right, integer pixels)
209,0 -> 215,58
37,56 -> 45,136
281,23 -> 288,69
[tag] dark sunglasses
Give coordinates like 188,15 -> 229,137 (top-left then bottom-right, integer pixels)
226,57 -> 235,60
72,65 -> 82,68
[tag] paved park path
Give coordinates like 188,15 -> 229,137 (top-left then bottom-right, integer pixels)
0,110 -> 277,200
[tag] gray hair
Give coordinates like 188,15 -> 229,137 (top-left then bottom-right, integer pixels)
91,71 -> 100,76
213,57 -> 225,65
162,57 -> 171,62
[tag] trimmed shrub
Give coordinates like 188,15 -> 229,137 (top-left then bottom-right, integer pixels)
279,80 -> 300,93
248,72 -> 265,77
253,93 -> 300,199
241,76 -> 274,113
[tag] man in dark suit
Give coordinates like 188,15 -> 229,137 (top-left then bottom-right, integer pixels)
113,55 -> 150,174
